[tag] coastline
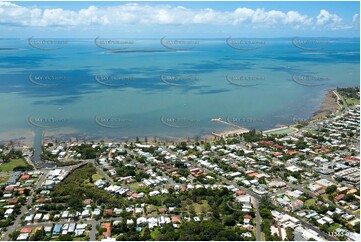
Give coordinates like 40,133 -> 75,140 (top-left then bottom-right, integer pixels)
0,89 -> 343,147
0,129 -> 35,147
311,89 -> 340,121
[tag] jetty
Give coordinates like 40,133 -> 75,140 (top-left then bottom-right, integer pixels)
211,118 -> 249,137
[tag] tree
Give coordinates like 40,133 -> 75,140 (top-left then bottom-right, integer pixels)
141,227 -> 151,240
354,222 -> 360,233
30,228 -> 46,241
258,177 -> 266,184
259,195 -> 273,209
58,234 -> 73,241
286,227 -> 294,241
260,208 -> 273,219
326,185 -> 337,194
9,231 -> 20,240
24,189 -> 31,196
344,194 -> 355,202
223,215 -> 236,226
320,224 -> 328,232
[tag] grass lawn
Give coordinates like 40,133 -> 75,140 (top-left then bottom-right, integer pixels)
252,225 -> 257,239
83,173 -> 103,184
307,129 -> 318,135
329,223 -> 340,232
305,198 -> 317,207
92,173 -> 103,181
355,210 -> 360,217
186,200 -> 211,214
129,182 -> 142,190
0,176 -> 9,183
261,232 -> 266,241
264,127 -> 297,136
321,194 -> 329,200
346,98 -> 360,106
73,236 -> 89,241
0,159 -> 28,172
150,228 -> 161,240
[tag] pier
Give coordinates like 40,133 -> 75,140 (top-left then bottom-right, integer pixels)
211,118 -> 249,137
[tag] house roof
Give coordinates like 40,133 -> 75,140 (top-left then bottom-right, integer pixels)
8,198 -> 18,204
102,223 -> 111,238
248,172 -> 258,177
20,175 -> 30,180
335,194 -> 345,201
235,190 -> 245,196
20,227 -> 32,233
83,199 -> 92,205
172,216 -> 181,223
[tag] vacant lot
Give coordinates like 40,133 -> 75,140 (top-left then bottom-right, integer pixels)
305,198 -> 317,207
0,176 -> 9,183
0,158 -> 28,172
186,200 -> 212,215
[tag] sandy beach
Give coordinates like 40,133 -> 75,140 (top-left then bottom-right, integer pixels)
311,89 -> 340,120
0,129 -> 35,147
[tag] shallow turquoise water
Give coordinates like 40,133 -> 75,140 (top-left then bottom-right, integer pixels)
0,38 -> 359,141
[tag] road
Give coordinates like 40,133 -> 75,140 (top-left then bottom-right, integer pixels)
254,200 -> 261,241
3,171 -> 48,241
333,90 -> 349,110
270,176 -> 359,217
2,162 -> 86,241
12,216 -> 123,241
24,156 -> 37,170
184,157 -> 263,240
187,156 -> 340,241
91,159 -> 114,185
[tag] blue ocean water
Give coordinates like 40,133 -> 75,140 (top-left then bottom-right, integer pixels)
0,37 -> 359,141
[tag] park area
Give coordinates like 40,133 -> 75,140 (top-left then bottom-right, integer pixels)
0,158 -> 28,172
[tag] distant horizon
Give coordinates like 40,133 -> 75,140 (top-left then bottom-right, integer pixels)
0,1 -> 359,38
1,37 -> 361,39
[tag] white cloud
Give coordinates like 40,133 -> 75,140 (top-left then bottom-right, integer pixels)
0,1 -> 352,32
316,9 -> 343,28
352,13 -> 359,23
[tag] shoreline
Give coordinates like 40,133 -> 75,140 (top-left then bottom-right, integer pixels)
0,89 -> 343,147
310,89 -> 340,121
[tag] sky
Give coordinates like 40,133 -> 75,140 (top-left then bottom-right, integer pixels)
0,1 -> 359,38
